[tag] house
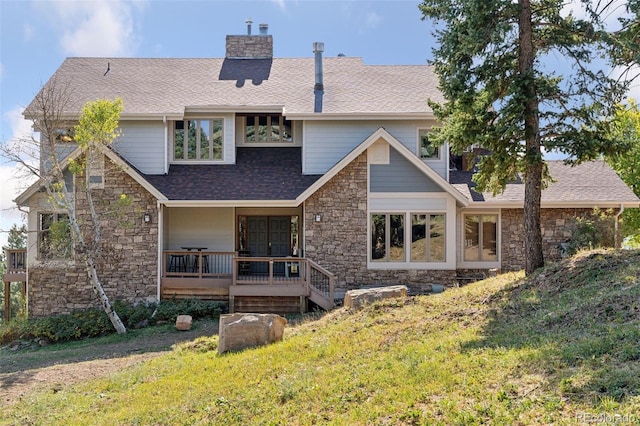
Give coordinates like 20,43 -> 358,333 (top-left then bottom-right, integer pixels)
13,24 -> 640,317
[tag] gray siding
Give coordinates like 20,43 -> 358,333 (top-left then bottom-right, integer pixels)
370,148 -> 443,193
303,120 -> 447,177
116,121 -> 165,174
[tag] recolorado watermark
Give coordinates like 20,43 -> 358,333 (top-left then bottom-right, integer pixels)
576,412 -> 638,424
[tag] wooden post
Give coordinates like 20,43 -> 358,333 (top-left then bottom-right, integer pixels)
3,281 -> 10,323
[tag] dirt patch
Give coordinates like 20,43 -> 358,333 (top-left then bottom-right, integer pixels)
0,319 -> 219,406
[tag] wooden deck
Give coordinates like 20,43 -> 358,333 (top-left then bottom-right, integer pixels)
160,251 -> 335,313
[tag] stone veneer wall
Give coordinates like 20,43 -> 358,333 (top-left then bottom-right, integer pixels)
304,152 -> 457,296
501,208 -> 603,271
28,157 -> 158,317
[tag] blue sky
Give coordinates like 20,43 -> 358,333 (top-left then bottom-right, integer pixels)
0,0 -> 435,247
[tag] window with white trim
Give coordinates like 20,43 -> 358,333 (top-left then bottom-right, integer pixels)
418,128 -> 440,160
464,214 -> 498,261
173,119 -> 223,161
371,212 -> 446,263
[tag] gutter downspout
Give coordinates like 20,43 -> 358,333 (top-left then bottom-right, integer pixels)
615,204 -> 625,248
163,116 -> 168,174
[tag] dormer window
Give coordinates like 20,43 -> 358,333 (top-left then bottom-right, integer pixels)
418,129 -> 439,160
244,114 -> 292,143
173,119 -> 223,161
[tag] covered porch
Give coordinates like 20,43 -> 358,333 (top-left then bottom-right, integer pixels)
159,206 -> 334,313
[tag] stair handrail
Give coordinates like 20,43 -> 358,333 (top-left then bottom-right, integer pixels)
306,258 -> 335,308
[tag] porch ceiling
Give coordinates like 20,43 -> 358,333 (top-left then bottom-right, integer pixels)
144,147 -> 322,201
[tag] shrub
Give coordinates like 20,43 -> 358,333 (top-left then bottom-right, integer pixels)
0,299 -> 226,345
566,208 -> 616,255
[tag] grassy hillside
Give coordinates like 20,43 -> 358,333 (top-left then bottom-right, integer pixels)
3,249 -> 640,425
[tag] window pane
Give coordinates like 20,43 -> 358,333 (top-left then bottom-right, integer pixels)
246,116 -> 255,142
464,215 -> 480,261
389,214 -> 404,261
187,120 -> 197,159
482,215 -> 498,261
411,214 -> 427,262
212,119 -> 223,160
174,121 -> 184,160
371,214 -> 386,261
270,115 -> 281,141
257,115 -> 268,142
430,214 -> 446,262
283,119 -> 292,142
198,120 -> 210,160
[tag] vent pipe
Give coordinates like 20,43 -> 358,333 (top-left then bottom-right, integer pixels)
313,42 -> 324,113
246,18 -> 253,35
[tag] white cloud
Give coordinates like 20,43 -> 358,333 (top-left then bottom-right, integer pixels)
364,11 -> 382,30
38,0 -> 141,57
272,0 -> 287,12
23,23 -> 34,42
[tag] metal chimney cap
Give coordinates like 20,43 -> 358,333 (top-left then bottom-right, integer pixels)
313,42 -> 324,53
259,23 -> 269,35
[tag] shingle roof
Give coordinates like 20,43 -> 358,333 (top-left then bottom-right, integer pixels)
449,160 -> 639,205
143,147 -> 322,200
25,57 -> 442,117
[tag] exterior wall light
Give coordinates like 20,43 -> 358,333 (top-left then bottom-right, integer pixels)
314,214 -> 321,222
144,213 -> 151,223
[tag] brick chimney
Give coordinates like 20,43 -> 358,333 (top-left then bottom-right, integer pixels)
225,22 -> 273,59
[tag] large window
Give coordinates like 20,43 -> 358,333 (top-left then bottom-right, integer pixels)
464,214 -> 498,262
174,119 -> 223,161
245,114 -> 292,143
38,213 -> 72,260
371,214 -> 405,262
410,214 -> 446,262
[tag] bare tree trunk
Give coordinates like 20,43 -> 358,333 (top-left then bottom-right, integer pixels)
86,256 -> 126,334
519,0 -> 545,274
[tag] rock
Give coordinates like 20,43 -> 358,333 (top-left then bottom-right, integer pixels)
175,315 -> 193,331
218,313 -> 287,354
344,285 -> 408,311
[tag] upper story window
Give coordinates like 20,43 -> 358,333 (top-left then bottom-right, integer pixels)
244,114 -> 292,143
173,119 -> 223,161
418,129 -> 440,160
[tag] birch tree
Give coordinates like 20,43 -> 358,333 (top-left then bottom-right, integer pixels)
1,78 -> 127,333
420,0 -> 632,274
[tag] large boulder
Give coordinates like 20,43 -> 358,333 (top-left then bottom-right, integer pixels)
344,285 -> 408,311
218,313 -> 287,354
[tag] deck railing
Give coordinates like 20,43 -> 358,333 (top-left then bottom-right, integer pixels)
162,251 -> 235,278
5,249 -> 26,274
233,257 -> 306,285
307,259 -> 335,308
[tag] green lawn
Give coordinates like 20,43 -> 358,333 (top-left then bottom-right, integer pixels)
2,249 -> 640,425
